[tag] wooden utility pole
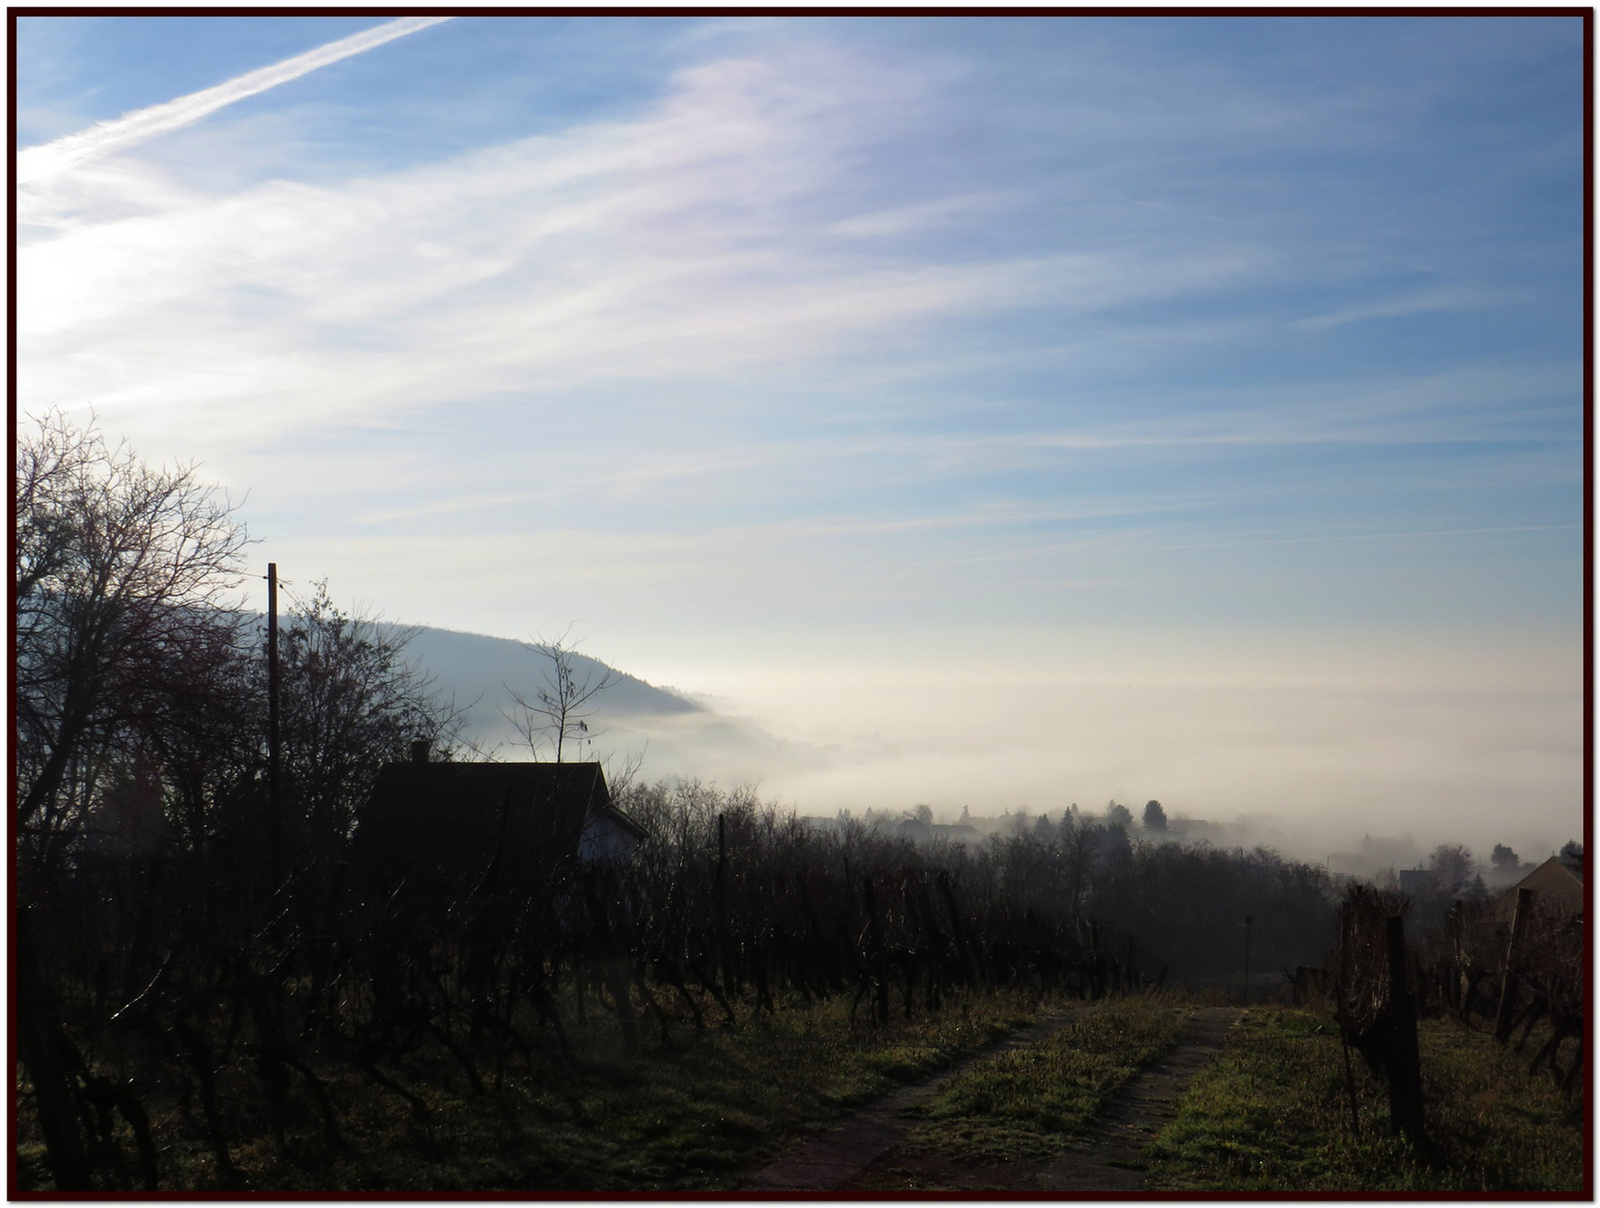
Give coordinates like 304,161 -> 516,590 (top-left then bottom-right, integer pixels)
267,562 -> 281,872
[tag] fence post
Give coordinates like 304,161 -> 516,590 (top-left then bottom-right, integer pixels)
1493,887 -> 1534,1043
1446,900 -> 1464,1014
716,813 -> 734,1001
863,876 -> 890,1024
1385,915 -> 1426,1146
1089,919 -> 1104,999
1243,914 -> 1253,1004
937,870 -> 974,985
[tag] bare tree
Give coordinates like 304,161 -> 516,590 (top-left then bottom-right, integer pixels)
275,580 -> 457,860
603,742 -> 649,800
1057,813 -> 1101,924
14,412 -> 250,1189
500,629 -> 616,761
15,411 -> 251,876
1427,843 -> 1478,897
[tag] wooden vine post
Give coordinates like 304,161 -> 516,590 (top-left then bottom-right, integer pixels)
1336,903 -> 1361,1136
1384,915 -> 1426,1147
1493,887 -> 1535,1043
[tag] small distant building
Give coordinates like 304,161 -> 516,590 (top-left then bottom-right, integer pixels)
1326,853 -> 1367,878
1326,832 -> 1422,881
1165,816 -> 1221,845
895,813 -> 984,846
897,814 -> 933,842
1489,855 -> 1584,924
351,748 -> 645,888
931,821 -> 984,845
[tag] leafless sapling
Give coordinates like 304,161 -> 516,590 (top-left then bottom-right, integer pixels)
500,629 -> 617,762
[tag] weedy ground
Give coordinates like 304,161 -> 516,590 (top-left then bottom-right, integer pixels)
17,994 -> 1583,1193
16,985 -> 1048,1192
1143,1005 -> 1584,1193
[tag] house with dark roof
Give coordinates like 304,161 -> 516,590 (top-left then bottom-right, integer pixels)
350,746 -> 646,888
1489,853 -> 1584,924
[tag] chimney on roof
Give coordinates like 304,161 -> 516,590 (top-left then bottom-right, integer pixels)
411,739 -> 430,765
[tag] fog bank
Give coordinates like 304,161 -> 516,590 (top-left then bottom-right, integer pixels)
610,624 -> 1580,866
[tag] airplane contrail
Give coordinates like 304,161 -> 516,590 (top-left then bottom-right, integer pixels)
18,16 -> 453,184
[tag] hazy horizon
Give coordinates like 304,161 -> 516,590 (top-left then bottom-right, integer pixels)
358,614 -> 1577,871
17,15 -> 1584,867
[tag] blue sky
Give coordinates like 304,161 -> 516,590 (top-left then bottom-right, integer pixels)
16,15 -> 1584,855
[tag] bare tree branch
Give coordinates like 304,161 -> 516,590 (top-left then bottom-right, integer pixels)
498,628 -> 616,762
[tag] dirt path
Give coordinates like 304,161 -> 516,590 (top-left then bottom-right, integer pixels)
743,1005 -> 1243,1193
1029,1006 -> 1243,1191
740,1004 -> 1094,1192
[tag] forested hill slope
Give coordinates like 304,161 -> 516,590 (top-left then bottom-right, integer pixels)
390,623 -> 822,783
398,625 -> 704,723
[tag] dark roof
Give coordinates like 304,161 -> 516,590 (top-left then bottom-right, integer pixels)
351,761 -> 643,880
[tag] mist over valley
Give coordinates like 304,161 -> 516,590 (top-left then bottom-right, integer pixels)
394,620 -> 1580,874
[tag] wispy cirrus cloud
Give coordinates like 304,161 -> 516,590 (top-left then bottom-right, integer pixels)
18,43 -> 1267,448
1292,281 -> 1508,331
17,17 -> 451,183
14,16 -> 1580,857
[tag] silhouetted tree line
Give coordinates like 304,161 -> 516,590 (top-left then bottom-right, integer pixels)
15,413 -> 1344,1191
15,413 -> 454,1189
1085,830 -> 1336,984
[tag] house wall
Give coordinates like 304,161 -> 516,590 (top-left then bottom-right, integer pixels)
578,815 -> 638,864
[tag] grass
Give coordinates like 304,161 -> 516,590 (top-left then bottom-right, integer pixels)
897,994 -> 1188,1165
20,994 -> 1582,1193
15,985 -> 1049,1192
1143,1005 -> 1585,1193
